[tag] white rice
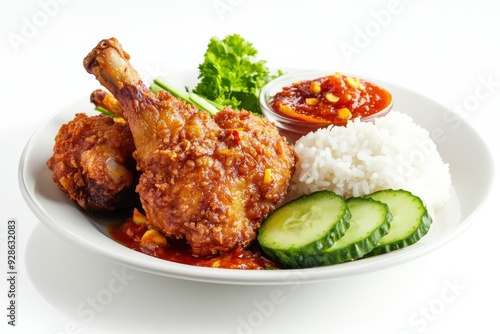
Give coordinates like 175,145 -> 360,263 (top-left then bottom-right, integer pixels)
288,111 -> 452,215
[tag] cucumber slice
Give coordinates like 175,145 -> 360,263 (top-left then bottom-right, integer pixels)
258,190 -> 351,268
366,189 -> 432,255
300,197 -> 392,267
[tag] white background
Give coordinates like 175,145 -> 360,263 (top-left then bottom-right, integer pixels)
1,0 -> 499,333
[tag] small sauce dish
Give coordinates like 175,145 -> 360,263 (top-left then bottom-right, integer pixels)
260,70 -> 393,142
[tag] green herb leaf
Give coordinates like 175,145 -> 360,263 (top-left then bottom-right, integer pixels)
193,34 -> 280,114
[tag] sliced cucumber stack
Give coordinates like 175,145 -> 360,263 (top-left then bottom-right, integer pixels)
257,190 -> 351,268
366,189 -> 432,255
300,197 -> 392,267
258,188 -> 433,269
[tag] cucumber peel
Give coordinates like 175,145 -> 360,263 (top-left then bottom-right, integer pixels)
301,197 -> 392,266
258,190 -> 351,268
366,189 -> 432,255
257,188 -> 432,269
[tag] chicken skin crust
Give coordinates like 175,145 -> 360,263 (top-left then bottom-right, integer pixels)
134,101 -> 297,255
84,38 -> 297,255
47,113 -> 138,211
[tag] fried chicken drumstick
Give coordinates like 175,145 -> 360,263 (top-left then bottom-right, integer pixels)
47,113 -> 138,211
83,38 -> 297,256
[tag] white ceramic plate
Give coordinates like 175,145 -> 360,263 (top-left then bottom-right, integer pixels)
19,70 -> 494,285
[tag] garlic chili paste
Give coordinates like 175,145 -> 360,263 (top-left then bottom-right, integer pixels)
107,213 -> 278,270
270,72 -> 392,125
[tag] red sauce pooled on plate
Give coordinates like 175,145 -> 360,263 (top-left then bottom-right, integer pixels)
108,219 -> 278,270
270,73 -> 392,125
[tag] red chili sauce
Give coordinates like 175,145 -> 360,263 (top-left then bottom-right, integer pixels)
270,73 -> 392,126
108,219 -> 278,270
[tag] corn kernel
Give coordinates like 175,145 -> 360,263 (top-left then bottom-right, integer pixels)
306,98 -> 318,105
113,117 -> 126,124
345,77 -> 366,91
132,208 -> 147,225
338,107 -> 352,119
356,78 -> 365,90
310,81 -> 321,94
325,93 -> 340,103
263,168 -> 272,185
279,104 -> 295,116
345,76 -> 359,89
140,229 -> 167,248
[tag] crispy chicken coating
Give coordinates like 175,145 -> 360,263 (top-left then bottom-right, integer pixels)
84,38 -> 297,255
47,113 -> 139,211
